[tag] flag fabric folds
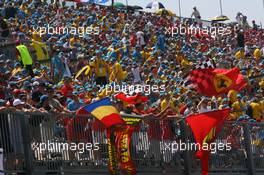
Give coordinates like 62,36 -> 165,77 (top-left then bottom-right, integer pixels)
186,109 -> 231,175
187,67 -> 247,96
77,98 -> 125,128
115,92 -> 148,104
106,129 -> 119,175
115,125 -> 136,175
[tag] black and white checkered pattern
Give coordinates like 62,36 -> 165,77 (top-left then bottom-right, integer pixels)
181,59 -> 215,88
195,59 -> 216,69
182,70 -> 214,89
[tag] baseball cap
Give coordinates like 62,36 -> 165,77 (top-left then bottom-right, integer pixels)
13,89 -> 26,95
13,99 -> 25,106
33,81 -> 40,86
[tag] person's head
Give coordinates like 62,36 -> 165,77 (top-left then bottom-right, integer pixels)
23,81 -> 32,92
201,98 -> 209,107
64,76 -> 72,86
13,99 -> 25,109
32,81 -> 40,89
39,95 -> 49,106
46,86 -> 54,96
237,94 -> 242,101
115,101 -> 124,111
38,82 -> 46,91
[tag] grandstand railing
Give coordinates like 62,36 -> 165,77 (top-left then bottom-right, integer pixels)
0,110 -> 264,174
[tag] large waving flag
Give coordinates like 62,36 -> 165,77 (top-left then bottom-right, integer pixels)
186,109 -> 230,175
76,98 -> 125,128
186,67 -> 247,96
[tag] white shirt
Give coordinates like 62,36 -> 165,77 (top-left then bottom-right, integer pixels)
132,67 -> 141,83
191,10 -> 201,19
198,106 -> 211,113
136,31 -> 145,46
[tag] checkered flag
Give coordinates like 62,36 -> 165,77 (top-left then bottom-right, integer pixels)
195,59 -> 216,69
181,68 -> 216,95
182,59 -> 216,88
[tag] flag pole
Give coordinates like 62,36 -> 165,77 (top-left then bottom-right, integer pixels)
219,0 -> 223,15
126,0 -> 128,14
178,0 -> 182,18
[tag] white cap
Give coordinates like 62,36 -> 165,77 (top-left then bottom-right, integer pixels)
33,81 -> 40,86
13,99 -> 25,106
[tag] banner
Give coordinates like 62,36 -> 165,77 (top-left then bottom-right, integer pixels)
116,125 -> 136,175
106,129 -> 119,175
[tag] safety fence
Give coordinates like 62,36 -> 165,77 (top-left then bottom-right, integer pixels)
0,110 -> 264,174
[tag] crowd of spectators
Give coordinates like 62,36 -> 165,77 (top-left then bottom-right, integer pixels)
0,0 -> 263,123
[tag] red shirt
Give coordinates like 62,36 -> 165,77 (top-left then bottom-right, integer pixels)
60,84 -> 73,98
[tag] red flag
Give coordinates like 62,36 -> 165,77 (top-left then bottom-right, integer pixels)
115,92 -> 148,104
115,125 -> 136,175
186,109 -> 230,175
187,68 -> 247,96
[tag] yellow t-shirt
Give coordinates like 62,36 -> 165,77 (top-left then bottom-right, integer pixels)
109,62 -> 127,83
254,48 -> 261,59
31,39 -> 49,61
69,38 -> 79,47
141,51 -> 150,61
259,80 -> 264,89
227,90 -> 237,104
161,98 -> 179,113
161,99 -> 169,111
235,51 -> 245,59
181,59 -> 190,68
230,101 -> 245,120
250,102 -> 262,120
90,58 -> 108,77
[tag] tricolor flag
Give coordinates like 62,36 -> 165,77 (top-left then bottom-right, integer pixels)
186,109 -> 230,175
186,67 -> 247,96
76,98 -> 125,128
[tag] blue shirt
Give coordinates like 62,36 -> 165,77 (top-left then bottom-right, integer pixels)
67,101 -> 83,112
51,55 -> 64,76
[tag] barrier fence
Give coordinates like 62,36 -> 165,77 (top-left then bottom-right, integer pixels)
0,110 -> 264,175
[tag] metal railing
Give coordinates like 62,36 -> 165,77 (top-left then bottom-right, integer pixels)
0,110 -> 264,174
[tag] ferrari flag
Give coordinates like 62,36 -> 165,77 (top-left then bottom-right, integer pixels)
186,67 -> 247,96
186,109 -> 231,175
